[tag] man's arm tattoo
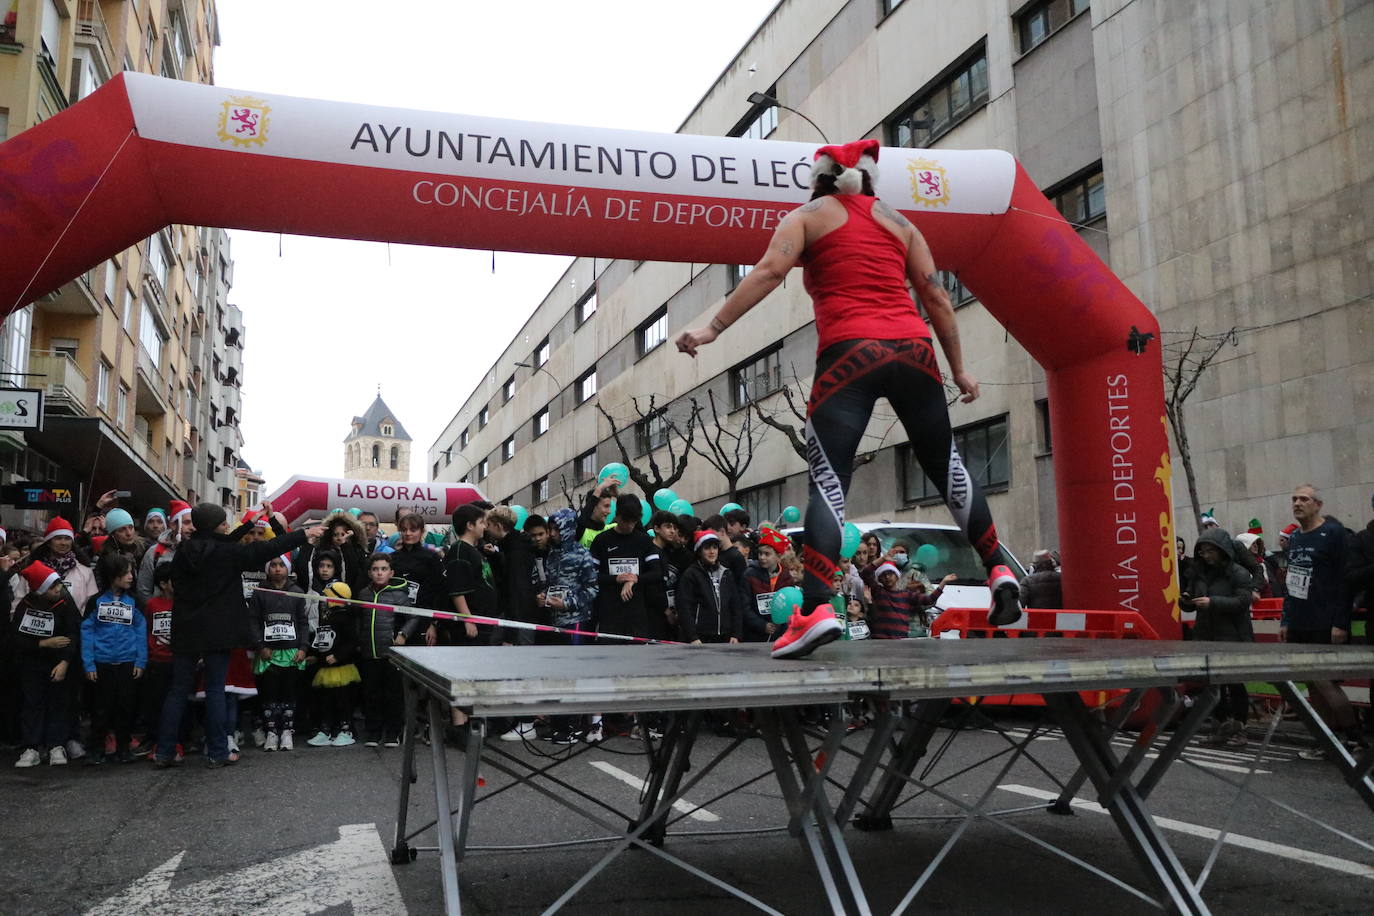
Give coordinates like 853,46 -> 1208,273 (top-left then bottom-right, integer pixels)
780,239 -> 795,256
799,199 -> 825,212
924,272 -> 939,287
875,199 -> 912,228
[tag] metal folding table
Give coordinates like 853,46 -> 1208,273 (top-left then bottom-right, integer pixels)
388,639 -> 1374,915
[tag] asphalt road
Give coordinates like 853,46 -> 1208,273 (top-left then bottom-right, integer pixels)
2,711 -> 1371,915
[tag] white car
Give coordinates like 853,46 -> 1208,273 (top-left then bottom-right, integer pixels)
784,522 -> 1027,616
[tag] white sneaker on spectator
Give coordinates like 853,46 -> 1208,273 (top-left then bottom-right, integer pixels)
252,728 -> 268,748
263,732 -> 279,752
584,723 -> 604,744
65,740 -> 86,760
279,730 -> 294,751
498,722 -> 537,742
332,730 -> 356,747
48,746 -> 68,766
307,731 -> 332,747
15,749 -> 40,768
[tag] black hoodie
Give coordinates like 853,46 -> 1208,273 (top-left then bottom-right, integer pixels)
1183,528 -> 1255,642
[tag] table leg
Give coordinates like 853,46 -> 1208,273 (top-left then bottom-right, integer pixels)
1047,692 -> 1209,916
428,696 -> 462,916
635,711 -> 701,847
853,698 -> 950,832
1277,681 -> 1374,812
391,676 -> 421,865
454,718 -> 485,861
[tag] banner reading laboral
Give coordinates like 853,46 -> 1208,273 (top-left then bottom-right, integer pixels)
267,475 -> 487,527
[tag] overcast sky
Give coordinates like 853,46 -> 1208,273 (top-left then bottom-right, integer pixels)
215,0 -> 778,493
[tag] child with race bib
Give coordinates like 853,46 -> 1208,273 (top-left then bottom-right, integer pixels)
305,581 -> 360,747
142,564 -> 180,761
81,554 -> 146,765
251,555 -> 309,751
355,553 -> 418,748
11,563 -> 80,767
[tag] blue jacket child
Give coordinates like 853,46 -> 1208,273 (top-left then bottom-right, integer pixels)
81,587 -> 148,672
80,553 -> 148,763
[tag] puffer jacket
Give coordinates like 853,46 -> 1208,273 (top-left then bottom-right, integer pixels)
80,590 -> 147,671
356,578 -> 421,658
293,512 -> 369,593
1184,528 -> 1255,642
545,509 -> 600,627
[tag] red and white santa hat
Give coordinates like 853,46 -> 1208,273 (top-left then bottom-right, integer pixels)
758,527 -> 792,555
43,517 -> 75,542
22,561 -> 61,596
168,500 -> 192,525
810,139 -> 880,195
874,562 -> 901,580
693,530 -> 720,551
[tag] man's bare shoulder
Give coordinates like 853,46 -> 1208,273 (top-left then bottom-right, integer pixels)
873,198 -> 913,230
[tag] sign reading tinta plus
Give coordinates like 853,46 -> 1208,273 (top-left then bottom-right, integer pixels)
0,388 -> 43,430
0,482 -> 77,510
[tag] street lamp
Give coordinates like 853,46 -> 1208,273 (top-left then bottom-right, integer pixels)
515,360 -> 564,393
746,91 -> 830,143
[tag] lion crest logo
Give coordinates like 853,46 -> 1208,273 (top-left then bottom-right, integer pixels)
907,157 -> 951,208
216,95 -> 271,148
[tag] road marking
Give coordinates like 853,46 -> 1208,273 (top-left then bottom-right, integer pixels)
589,760 -> 721,822
998,785 -> 1374,879
85,823 -> 407,915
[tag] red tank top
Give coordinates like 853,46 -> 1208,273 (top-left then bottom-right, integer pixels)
801,195 -> 930,353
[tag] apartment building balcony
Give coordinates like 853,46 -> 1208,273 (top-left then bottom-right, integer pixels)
75,0 -> 116,74
28,350 -> 89,416
135,348 -> 170,417
38,276 -> 101,317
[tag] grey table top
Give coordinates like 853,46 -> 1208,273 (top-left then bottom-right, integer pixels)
391,639 -> 1374,714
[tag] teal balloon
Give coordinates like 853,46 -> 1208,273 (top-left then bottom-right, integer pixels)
511,505 -> 529,530
598,462 -> 630,487
668,498 -> 694,517
915,544 -> 941,568
781,505 -> 801,524
646,529 -> 654,538
330,507 -> 344,516
840,523 -> 862,558
719,501 -> 743,516
770,586 -> 805,624
640,498 -> 653,526
348,507 -> 362,517
606,498 -> 617,522
653,488 -> 678,511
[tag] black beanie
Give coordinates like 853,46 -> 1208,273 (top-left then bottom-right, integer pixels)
191,502 -> 227,533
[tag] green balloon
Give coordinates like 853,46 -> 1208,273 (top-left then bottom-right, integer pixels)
640,498 -> 653,526
668,498 -> 694,517
720,501 -> 743,516
653,488 -> 678,511
840,523 -> 862,558
511,505 -> 529,530
348,507 -> 362,517
770,586 -> 804,624
915,544 -> 941,568
781,505 -> 801,524
598,462 -> 630,487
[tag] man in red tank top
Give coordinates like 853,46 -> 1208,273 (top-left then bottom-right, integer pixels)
676,139 -> 1022,659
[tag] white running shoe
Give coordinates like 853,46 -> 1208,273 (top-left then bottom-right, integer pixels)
65,739 -> 86,760
15,749 -> 40,768
263,732 -> 279,752
48,746 -> 68,766
331,730 -> 356,747
498,722 -> 537,742
279,730 -> 294,751
252,728 -> 268,748
306,731 -> 333,747
584,723 -> 604,744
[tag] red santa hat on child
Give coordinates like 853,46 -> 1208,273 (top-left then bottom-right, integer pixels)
758,527 -> 792,556
168,500 -> 192,525
22,561 -> 61,596
693,530 -> 721,551
874,562 -> 901,580
810,139 -> 880,195
43,517 -> 75,542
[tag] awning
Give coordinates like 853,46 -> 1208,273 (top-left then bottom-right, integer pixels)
24,416 -> 180,516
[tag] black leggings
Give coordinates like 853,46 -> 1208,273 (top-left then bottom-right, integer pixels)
802,338 -> 1001,606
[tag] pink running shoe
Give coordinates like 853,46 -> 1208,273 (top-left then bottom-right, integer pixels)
987,565 -> 1023,626
771,605 -> 844,660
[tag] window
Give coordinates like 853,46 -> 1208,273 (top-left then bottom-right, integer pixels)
635,410 -> 670,456
1049,165 -> 1106,225
1017,0 -> 1090,55
433,460 -> 441,478
901,415 -> 1010,502
478,405 -> 489,428
503,376 -> 516,403
104,263 -> 119,304
734,103 -> 777,141
95,361 -> 111,411
477,457 -> 489,481
888,47 -> 989,148
444,448 -> 452,466
1035,398 -> 1053,454
535,337 -> 550,367
139,303 -> 163,367
740,481 -> 785,529
460,427 -> 470,448
576,367 -> 598,404
122,288 -> 133,329
532,476 -> 550,505
0,108 -> 8,142
534,406 -> 550,438
574,449 -> 596,482
390,445 -> 399,470
728,263 -> 753,291
146,234 -> 171,291
502,436 -> 515,462
881,0 -> 906,14
937,270 -> 975,307
575,288 -> 597,325
381,422 -> 393,436
116,385 -> 129,429
731,346 -> 783,408
637,308 -> 668,357
372,444 -> 381,467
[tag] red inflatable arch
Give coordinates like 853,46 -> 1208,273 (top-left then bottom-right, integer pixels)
0,73 -> 1180,636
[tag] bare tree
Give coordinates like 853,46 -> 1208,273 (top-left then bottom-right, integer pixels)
558,472 -> 583,513
690,389 -> 768,502
748,365 -> 890,469
596,395 -> 700,495
1163,327 -> 1236,537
